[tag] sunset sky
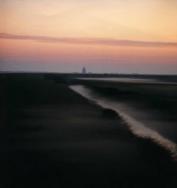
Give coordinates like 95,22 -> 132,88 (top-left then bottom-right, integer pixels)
0,0 -> 177,73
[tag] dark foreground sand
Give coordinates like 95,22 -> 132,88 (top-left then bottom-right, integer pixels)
0,74 -> 177,188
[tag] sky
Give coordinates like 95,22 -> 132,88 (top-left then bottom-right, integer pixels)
0,0 -> 177,74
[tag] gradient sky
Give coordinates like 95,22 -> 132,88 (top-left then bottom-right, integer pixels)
0,0 -> 177,73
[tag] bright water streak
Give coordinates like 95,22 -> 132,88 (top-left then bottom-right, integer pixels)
70,85 -> 177,161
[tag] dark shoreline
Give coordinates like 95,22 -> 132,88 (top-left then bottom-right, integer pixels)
1,73 -> 177,187
1,72 -> 177,82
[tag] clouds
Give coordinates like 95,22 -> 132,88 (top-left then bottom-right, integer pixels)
1,33 -> 177,48
1,0 -> 177,42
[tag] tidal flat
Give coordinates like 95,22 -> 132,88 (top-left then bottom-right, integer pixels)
1,73 -> 177,188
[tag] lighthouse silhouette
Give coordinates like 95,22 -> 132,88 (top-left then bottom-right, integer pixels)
82,67 -> 87,74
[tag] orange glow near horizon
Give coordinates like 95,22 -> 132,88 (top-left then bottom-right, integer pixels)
1,38 -> 176,63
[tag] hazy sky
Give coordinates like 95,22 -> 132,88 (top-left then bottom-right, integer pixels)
0,0 -> 177,73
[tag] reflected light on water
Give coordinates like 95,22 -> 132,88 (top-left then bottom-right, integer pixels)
70,85 -> 177,161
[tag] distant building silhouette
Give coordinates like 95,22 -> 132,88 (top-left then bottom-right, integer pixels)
82,67 -> 87,74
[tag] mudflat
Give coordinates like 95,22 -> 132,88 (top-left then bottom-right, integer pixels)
0,74 -> 176,188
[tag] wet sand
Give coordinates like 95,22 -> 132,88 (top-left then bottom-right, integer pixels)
1,74 -> 177,188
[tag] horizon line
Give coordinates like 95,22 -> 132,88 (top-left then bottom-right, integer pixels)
0,70 -> 177,76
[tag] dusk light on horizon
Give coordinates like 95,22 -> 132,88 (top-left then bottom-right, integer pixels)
0,0 -> 177,74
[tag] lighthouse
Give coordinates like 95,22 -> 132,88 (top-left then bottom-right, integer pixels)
82,67 -> 87,74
